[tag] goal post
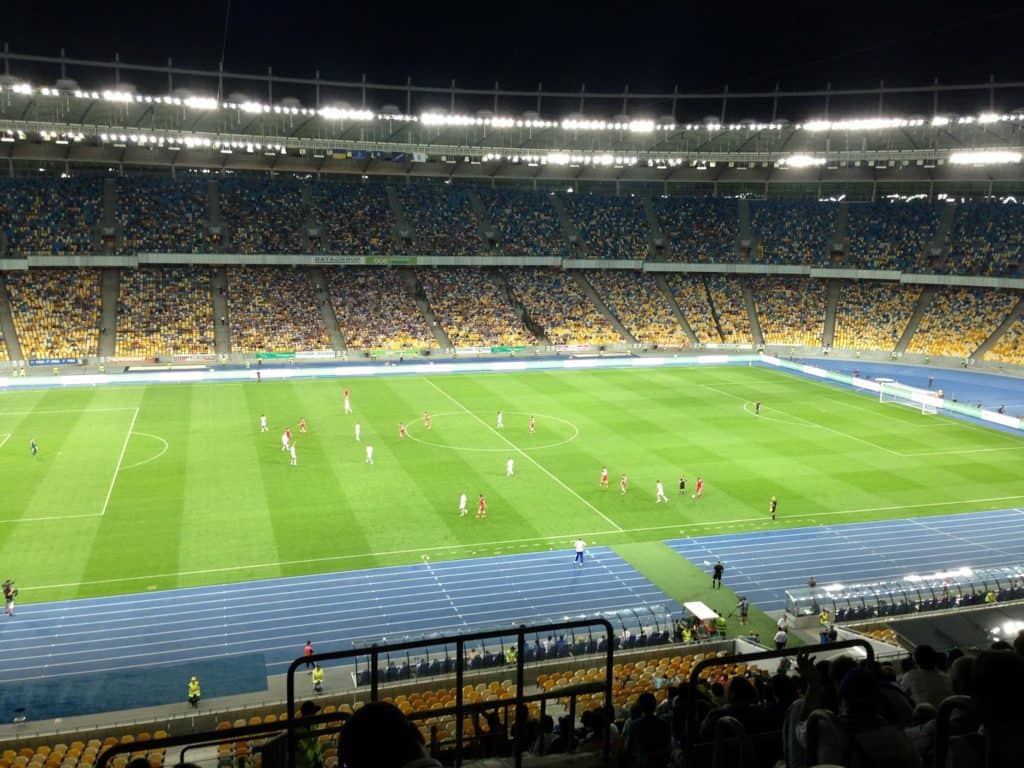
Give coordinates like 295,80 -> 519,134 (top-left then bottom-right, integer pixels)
878,379 -> 943,415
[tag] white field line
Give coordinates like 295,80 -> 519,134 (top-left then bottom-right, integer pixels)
423,377 -> 624,532
0,433 -> 10,449
100,406 -> 139,516
120,432 -> 169,470
0,407 -> 138,415
23,500 -> 1024,593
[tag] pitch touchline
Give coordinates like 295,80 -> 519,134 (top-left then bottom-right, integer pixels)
101,407 -> 139,516
423,377 -> 624,532
25,500 -> 1024,592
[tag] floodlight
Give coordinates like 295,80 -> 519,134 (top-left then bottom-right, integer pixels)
778,154 -> 826,169
949,150 -> 1022,165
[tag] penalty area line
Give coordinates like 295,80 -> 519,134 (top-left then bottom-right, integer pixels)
423,377 -> 624,532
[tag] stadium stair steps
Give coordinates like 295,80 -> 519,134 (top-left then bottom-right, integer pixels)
548,195 -> 588,258
211,267 -> 232,355
496,271 -> 549,344
385,187 -> 413,252
822,279 -> 841,347
700,277 -> 727,343
977,296 -> 1024,360
740,279 -> 765,346
640,196 -> 668,259
399,268 -> 452,348
98,268 -> 119,358
466,190 -> 499,254
924,203 -> 957,271
736,198 -> 753,256
308,267 -> 346,352
652,273 -> 699,346
894,286 -> 938,355
569,271 -> 635,344
0,279 -> 24,360
831,202 -> 850,265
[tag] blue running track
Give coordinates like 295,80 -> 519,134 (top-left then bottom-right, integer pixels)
0,547 -> 678,684
666,508 -> 1024,611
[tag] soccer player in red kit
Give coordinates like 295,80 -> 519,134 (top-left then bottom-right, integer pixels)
424,411 -> 431,430
399,423 -> 407,439
298,418 -> 307,433
600,467 -> 609,489
695,476 -> 704,499
476,494 -> 487,519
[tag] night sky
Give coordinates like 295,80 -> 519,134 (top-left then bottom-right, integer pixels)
5,2 -> 1024,108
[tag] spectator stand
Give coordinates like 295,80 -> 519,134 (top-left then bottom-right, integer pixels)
0,176 -> 104,255
478,188 -> 569,258
651,196 -> 740,263
560,193 -> 650,260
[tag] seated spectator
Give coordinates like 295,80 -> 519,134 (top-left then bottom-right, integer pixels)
899,645 -> 952,708
698,675 -> 769,741
337,701 -> 442,768
622,692 -> 671,768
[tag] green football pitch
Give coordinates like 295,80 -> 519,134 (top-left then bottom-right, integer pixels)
1,365 -> 1022,604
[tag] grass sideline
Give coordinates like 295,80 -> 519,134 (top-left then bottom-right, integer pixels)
0,365 -> 1021,603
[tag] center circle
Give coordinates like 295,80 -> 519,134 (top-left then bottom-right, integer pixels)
404,410 -> 580,453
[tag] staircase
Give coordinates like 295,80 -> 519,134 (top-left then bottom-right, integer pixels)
496,271 -> 548,344
737,198 -> 753,260
385,187 -> 413,252
652,273 -> 698,345
308,268 -> 346,352
822,279 -> 842,348
569,271 -> 636,343
830,202 -> 850,265
549,195 -> 588,258
974,297 -> 1024,360
466,190 -> 498,254
923,204 -> 956,271
701,277 -> 727,343
211,267 -> 232,355
894,286 -> 938,355
399,268 -> 451,348
0,280 -> 23,361
641,197 -> 668,259
98,268 -> 119,358
740,279 -> 765,346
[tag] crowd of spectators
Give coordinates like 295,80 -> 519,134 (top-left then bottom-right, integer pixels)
908,287 -> 1018,359
397,186 -> 483,257
833,281 -> 921,352
118,176 -> 207,253
946,202 -> 1024,277
5,268 -> 100,360
652,196 -> 740,262
752,277 -> 826,347
0,176 -> 102,254
846,202 -> 940,271
478,188 -> 568,258
506,268 -> 620,346
226,267 -> 329,353
663,274 -> 720,344
561,193 -> 649,260
986,314 -> 1024,365
115,267 -> 215,358
706,275 -> 753,344
418,268 -> 534,347
587,270 -> 688,346
752,200 -> 836,265
218,177 -> 305,254
312,182 -> 397,255
325,267 -> 436,351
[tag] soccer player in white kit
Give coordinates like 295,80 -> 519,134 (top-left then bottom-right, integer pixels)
281,430 -> 290,452
344,388 -> 352,414
260,414 -> 268,433
290,444 -> 297,466
574,539 -> 586,566
506,457 -> 515,477
496,411 -> 504,429
365,445 -> 374,464
656,481 -> 668,503
458,492 -> 468,517
354,422 -> 361,441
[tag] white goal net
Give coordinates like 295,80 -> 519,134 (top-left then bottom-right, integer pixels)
878,379 -> 943,415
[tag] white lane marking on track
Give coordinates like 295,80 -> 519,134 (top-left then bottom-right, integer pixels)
120,432 -> 169,470
100,406 -> 139,516
423,377 -> 624,532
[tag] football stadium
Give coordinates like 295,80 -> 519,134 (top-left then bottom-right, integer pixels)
1,21 -> 1024,768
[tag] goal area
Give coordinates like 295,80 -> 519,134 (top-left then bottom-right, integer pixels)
878,378 -> 943,415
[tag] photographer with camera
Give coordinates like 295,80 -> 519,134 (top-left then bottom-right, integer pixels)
3,580 -> 17,616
